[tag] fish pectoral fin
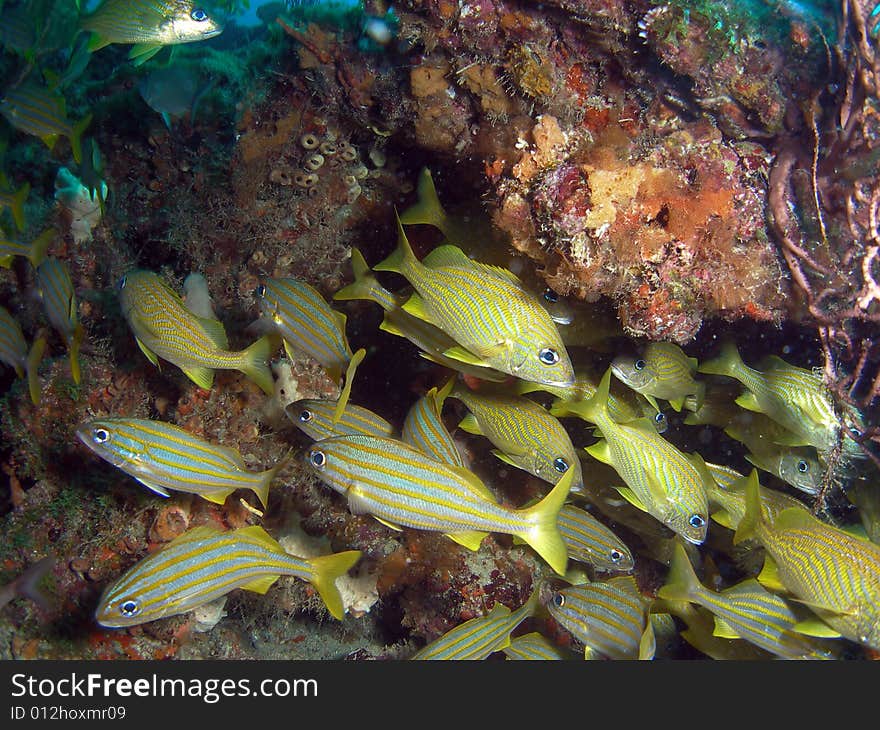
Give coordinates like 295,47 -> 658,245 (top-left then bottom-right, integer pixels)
584,439 -> 612,466
442,345 -> 492,366
457,412 -> 483,435
345,485 -> 373,516
444,530 -> 487,551
372,516 -> 404,532
734,391 -> 763,414
491,449 -> 527,471
240,575 -> 280,595
643,469 -> 670,507
282,339 -> 302,363
135,337 -> 160,366
614,486 -> 650,513
181,365 -> 215,390
791,616 -> 843,638
134,478 -> 171,498
711,616 -> 741,639
128,43 -> 162,64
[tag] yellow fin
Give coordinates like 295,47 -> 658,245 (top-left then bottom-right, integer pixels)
308,550 -> 362,620
712,616 -> 741,639
333,348 -> 365,425
756,554 -> 786,592
181,364 -> 215,390
442,344 -> 491,366
445,531 -> 488,551
422,244 -> 473,269
710,509 -> 734,530
195,314 -> 228,350
199,488 -> 237,505
638,620 -> 656,660
457,412 -> 483,435
614,486 -> 650,513
135,336 -> 159,366
240,574 -> 280,595
135,477 -> 171,498
238,525 -> 283,550
792,616 -> 843,638
734,391 -> 763,414
491,450 -> 524,470
584,439 -> 612,465
373,515 -> 404,532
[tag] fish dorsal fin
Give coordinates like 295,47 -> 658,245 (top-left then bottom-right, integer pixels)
472,261 -> 523,287
722,578 -> 764,596
195,314 -> 229,350
445,530 -> 488,551
238,525 -> 282,551
168,525 -> 224,546
615,486 -> 650,513
760,355 -> 794,373
774,506 -> 819,531
422,244 -> 474,269
712,616 -> 741,639
446,464 -> 497,502
240,575 -> 280,595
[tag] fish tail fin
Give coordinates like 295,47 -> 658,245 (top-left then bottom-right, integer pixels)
70,114 -> 92,165
9,182 -> 30,231
732,469 -> 765,545
333,249 -> 385,305
554,366 -> 612,424
26,333 -> 47,405
69,322 -> 84,385
308,550 -> 362,620
698,341 -> 743,379
27,228 -> 54,269
517,465 -> 574,576
333,347 -> 365,425
374,210 -> 417,276
240,335 -> 274,395
253,453 -> 287,509
657,540 -> 701,603
399,167 -> 449,234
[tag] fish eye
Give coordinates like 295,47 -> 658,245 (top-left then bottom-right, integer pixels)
191,8 -> 208,21
688,514 -> 706,529
797,459 -> 809,474
553,457 -> 569,473
538,348 -> 559,365
654,412 -> 666,424
255,284 -> 266,299
848,425 -> 862,439
309,450 -> 326,469
552,593 -> 565,608
94,428 -> 110,444
299,409 -> 313,423
119,598 -> 140,617
118,275 -> 127,289
609,549 -> 623,563
542,288 -> 558,303
634,359 -> 647,371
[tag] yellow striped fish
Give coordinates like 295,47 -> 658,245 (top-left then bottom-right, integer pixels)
0,305 -> 45,405
333,248 -> 508,382
411,589 -> 538,659
735,470 -> 880,649
0,81 -> 91,164
76,417 -> 283,507
502,631 -> 572,660
612,341 -> 705,412
558,504 -> 633,573
374,216 -> 574,387
254,277 -> 365,422
95,524 -> 361,626
80,0 -> 224,65
450,384 -> 584,494
36,257 -> 84,384
118,269 -> 273,395
554,368 -> 711,545
705,463 -> 807,531
401,378 -> 464,468
0,227 -> 52,269
304,434 -> 572,575
546,576 -> 655,660
658,541 -> 838,659
286,398 -> 394,441
0,181 -> 30,231
698,342 -> 863,458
